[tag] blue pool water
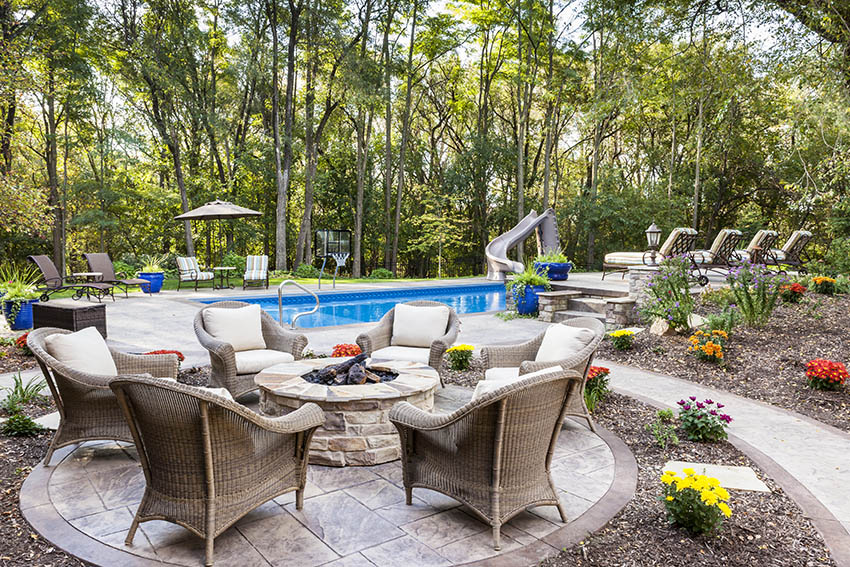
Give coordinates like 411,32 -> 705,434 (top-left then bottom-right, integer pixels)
197,283 -> 506,328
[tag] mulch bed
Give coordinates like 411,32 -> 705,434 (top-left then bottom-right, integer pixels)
542,392 -> 835,567
0,345 -> 37,374
599,294 -> 850,433
0,435 -> 85,567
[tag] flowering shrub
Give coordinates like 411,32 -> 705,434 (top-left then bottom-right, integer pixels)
779,282 -> 806,303
14,332 -> 32,356
608,329 -> 634,350
143,350 -> 185,369
811,276 -> 836,296
805,359 -> 848,391
687,330 -> 727,363
584,366 -> 610,412
677,397 -> 732,442
446,344 -> 474,371
332,344 -> 362,358
726,261 -> 786,327
639,256 -> 695,331
661,468 -> 732,534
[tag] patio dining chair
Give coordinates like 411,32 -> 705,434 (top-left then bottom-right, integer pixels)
110,375 -> 324,566
176,256 -> 215,291
27,254 -> 115,302
389,367 -> 584,550
243,254 -> 269,289
602,227 -> 699,279
83,252 -> 152,297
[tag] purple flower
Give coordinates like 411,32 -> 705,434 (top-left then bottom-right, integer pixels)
721,414 -> 732,423
695,413 -> 704,419
689,396 -> 697,401
709,409 -> 717,416
716,403 -> 724,409
683,404 -> 691,411
704,399 -> 713,404
696,402 -> 705,409
677,400 -> 686,405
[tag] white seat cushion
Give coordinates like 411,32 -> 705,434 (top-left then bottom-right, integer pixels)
203,305 -> 266,352
44,327 -> 118,376
484,367 -> 520,381
472,366 -> 562,400
234,349 -> 295,374
603,252 -> 654,266
371,346 -> 431,365
535,324 -> 596,362
391,304 -> 450,348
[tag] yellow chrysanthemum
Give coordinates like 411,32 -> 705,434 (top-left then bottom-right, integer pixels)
714,486 -> 730,500
701,491 -> 719,506
718,502 -> 732,517
665,496 -> 674,501
683,468 -> 695,476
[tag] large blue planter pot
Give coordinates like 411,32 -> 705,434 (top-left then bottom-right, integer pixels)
514,285 -> 545,315
3,299 -> 38,330
534,261 -> 573,281
138,272 -> 165,293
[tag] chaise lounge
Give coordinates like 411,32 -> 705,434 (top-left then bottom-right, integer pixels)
28,255 -> 115,302
765,229 -> 813,274
83,252 -> 153,297
602,227 -> 699,279
688,228 -> 745,285
733,229 -> 779,265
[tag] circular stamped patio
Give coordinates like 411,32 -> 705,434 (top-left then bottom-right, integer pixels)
20,408 -> 636,567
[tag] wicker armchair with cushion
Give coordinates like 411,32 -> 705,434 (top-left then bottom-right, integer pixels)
195,301 -> 308,399
602,227 -> 699,279
243,255 -> 269,289
176,256 -> 215,291
480,317 -> 605,432
732,230 -> 779,265
389,367 -> 583,551
765,230 -> 813,274
26,327 -> 179,465
355,301 -> 460,385
110,375 -> 324,567
83,252 -> 152,297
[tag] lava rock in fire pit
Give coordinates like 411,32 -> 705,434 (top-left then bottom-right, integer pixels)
303,353 -> 399,386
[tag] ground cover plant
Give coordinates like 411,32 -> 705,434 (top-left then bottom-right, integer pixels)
639,256 -> 695,331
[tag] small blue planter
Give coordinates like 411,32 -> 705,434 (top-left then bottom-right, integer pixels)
3,299 -> 38,330
514,285 -> 546,315
138,272 -> 165,293
534,261 -> 573,281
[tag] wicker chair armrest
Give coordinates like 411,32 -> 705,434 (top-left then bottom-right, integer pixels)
262,318 -> 308,359
431,317 -> 461,352
194,321 -> 237,367
247,402 -> 325,434
356,322 -> 393,355
389,401 -> 466,431
480,333 -> 544,369
519,349 -> 592,376
113,351 -> 179,379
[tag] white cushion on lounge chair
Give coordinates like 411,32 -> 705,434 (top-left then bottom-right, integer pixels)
658,227 -> 697,256
44,327 -> 118,376
535,324 -> 596,362
391,304 -> 450,347
203,304 -> 267,352
603,252 -> 655,266
473,366 -> 562,400
371,346 -> 431,365
234,349 -> 294,374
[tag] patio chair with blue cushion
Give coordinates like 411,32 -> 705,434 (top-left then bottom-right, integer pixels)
243,254 -> 269,289
688,228 -> 745,286
732,230 -> 779,266
176,256 -> 215,291
602,227 -> 699,279
765,230 -> 813,274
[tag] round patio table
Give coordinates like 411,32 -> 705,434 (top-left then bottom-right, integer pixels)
213,266 -> 235,290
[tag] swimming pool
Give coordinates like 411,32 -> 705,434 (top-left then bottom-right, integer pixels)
197,283 -> 506,328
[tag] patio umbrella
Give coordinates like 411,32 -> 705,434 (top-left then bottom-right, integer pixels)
174,199 -> 261,266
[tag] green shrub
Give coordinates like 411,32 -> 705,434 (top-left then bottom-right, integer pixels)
702,307 -> 741,335
368,268 -> 394,280
820,237 -> 850,277
506,264 -> 551,299
534,248 -> 571,264
294,263 -> 321,278
677,397 -> 732,442
661,469 -> 732,535
645,409 -> 679,450
700,285 -> 736,309
835,275 -> 850,294
726,261 -> 785,327
221,252 -> 247,274
638,256 -> 695,332
446,345 -> 473,371
113,260 -> 136,277
1,412 -> 45,437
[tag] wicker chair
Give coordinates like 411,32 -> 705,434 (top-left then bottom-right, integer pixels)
26,327 -> 179,465
480,317 -> 605,432
355,300 -> 461,386
389,368 -> 583,551
194,301 -> 308,399
109,375 -> 324,567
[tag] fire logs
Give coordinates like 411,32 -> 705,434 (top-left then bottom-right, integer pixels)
303,354 -> 399,386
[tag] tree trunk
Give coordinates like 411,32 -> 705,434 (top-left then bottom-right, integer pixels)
295,3 -> 316,268
693,95 -> 703,231
269,0 -> 286,269
352,0 -> 374,278
45,65 -> 63,273
382,3 -> 395,269
515,0 -> 525,262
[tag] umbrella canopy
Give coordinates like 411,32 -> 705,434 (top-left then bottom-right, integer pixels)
174,199 -> 261,221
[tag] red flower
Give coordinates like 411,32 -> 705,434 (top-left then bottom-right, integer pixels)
587,366 -> 610,381
806,359 -> 848,389
143,349 -> 185,362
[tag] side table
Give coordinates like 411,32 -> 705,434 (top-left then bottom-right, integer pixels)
213,266 -> 236,290
33,302 -> 107,337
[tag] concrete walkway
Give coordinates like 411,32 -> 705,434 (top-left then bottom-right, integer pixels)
601,359 -> 850,548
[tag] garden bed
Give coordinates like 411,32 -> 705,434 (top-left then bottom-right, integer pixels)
541,392 -> 835,567
0,342 -> 37,374
599,295 -> 850,432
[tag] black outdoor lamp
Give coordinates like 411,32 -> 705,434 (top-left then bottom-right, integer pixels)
645,222 -> 662,265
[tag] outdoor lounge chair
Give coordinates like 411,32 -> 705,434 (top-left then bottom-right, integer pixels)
27,327 -> 179,465
480,317 -> 605,431
733,229 -> 779,265
83,252 -> 152,297
195,301 -> 309,399
355,300 -> 461,385
110,375 -> 324,567
765,230 -> 813,274
176,256 -> 215,291
602,227 -> 699,279
243,254 -> 269,289
389,367 -> 583,551
688,228 -> 745,286
27,254 -> 115,302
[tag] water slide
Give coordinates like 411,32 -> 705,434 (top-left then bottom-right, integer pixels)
485,208 -> 559,281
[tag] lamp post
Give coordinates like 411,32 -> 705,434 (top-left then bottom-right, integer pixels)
645,222 -> 662,266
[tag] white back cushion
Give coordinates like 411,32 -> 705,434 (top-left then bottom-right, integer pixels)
44,327 -> 118,376
202,305 -> 267,352
535,324 -> 596,362
472,366 -> 562,400
390,304 -> 450,348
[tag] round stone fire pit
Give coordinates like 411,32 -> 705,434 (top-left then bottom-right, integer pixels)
255,358 -> 439,466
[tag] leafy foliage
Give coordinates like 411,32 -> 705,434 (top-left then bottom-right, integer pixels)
676,397 -> 732,442
639,256 -> 695,332
726,262 -> 786,327
1,411 -> 46,437
293,264 -> 321,279
645,409 -> 679,450
661,469 -> 732,535
584,366 -> 611,413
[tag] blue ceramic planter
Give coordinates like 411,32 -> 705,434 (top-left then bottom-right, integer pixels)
534,261 -> 573,281
514,285 -> 545,315
3,299 -> 38,330
138,272 -> 165,293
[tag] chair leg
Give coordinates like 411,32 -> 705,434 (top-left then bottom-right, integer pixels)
296,488 -> 304,510
43,437 -> 59,466
492,524 -> 501,551
205,535 -> 214,566
584,413 -> 597,433
556,500 -> 568,523
405,486 -> 413,505
125,516 -> 140,545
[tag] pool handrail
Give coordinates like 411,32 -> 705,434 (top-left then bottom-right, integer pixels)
278,280 -> 320,329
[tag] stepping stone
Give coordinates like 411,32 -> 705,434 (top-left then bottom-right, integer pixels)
663,460 -> 770,492
35,411 -> 60,430
621,327 -> 644,334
